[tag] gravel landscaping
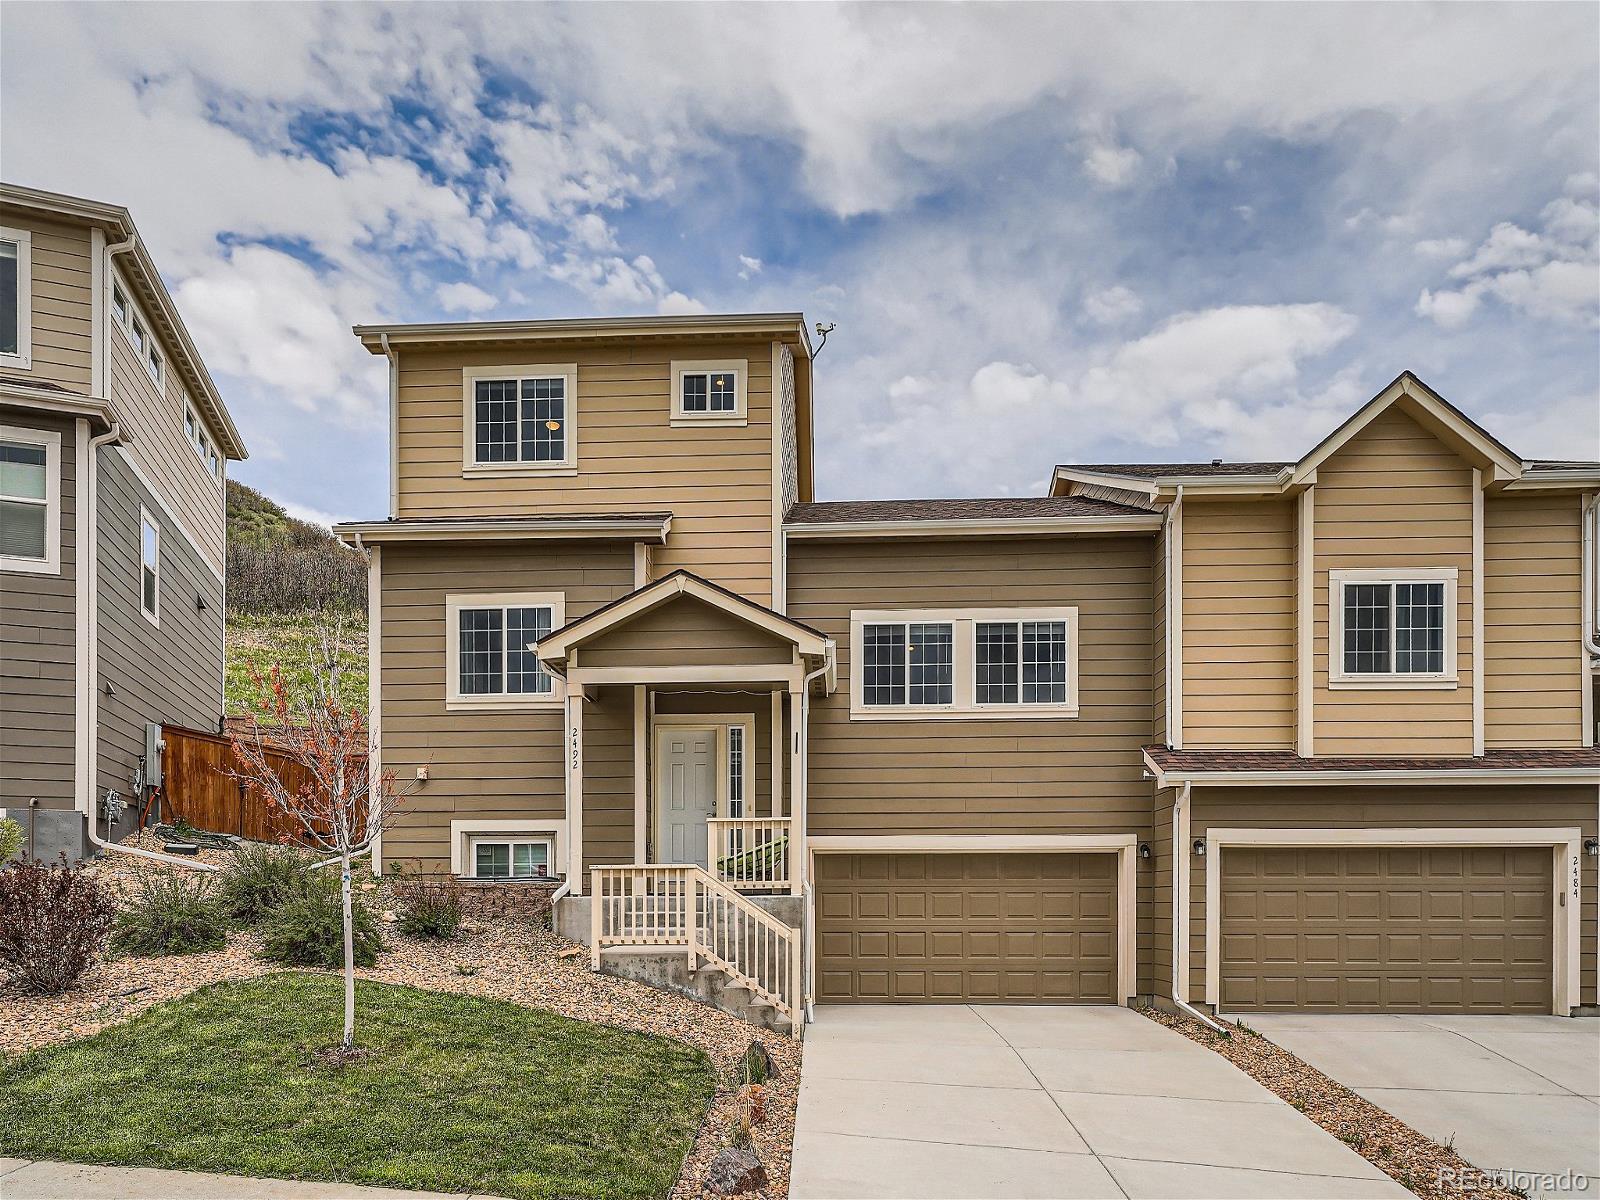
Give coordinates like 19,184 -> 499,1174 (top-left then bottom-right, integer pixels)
1142,1008 -> 1520,1200
1,836 -> 800,1199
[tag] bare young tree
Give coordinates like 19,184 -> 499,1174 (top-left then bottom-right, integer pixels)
227,615 -> 405,1050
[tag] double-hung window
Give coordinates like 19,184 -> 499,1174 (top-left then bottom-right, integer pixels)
671,359 -> 747,426
463,365 -> 577,474
1,227 -> 32,368
469,835 -> 553,880
446,592 -> 565,708
1330,569 -> 1456,685
852,607 -> 1079,718
0,424 -> 59,574
140,509 -> 160,625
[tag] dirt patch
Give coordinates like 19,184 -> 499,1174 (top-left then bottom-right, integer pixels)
2,838 -> 799,1199
1142,1008 -> 1520,1200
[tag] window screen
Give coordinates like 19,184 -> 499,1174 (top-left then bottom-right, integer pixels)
907,623 -> 953,704
1021,620 -> 1069,703
681,370 -> 738,414
1342,580 -> 1447,675
0,439 -> 47,559
862,623 -> 907,706
474,379 -> 518,463
976,622 -> 1020,704
140,514 -> 159,618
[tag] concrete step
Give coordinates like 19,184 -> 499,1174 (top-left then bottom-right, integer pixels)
599,952 -> 790,1036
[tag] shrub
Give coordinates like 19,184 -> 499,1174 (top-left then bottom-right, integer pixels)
217,843 -> 309,925
0,859 -> 115,994
392,874 -> 462,940
109,873 -> 229,957
260,872 -> 382,969
0,816 -> 21,862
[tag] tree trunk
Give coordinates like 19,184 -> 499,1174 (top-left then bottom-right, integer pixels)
341,849 -> 355,1049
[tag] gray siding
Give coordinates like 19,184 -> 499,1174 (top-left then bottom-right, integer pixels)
0,410 -> 77,810
95,446 -> 225,805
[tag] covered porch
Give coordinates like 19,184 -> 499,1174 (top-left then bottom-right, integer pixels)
536,570 -> 835,898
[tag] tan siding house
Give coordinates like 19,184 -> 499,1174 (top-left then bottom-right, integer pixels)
342,312 -> 1599,1032
0,183 -> 246,861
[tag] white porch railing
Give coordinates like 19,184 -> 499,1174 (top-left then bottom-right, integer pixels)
590,863 -> 801,1032
707,817 -> 792,891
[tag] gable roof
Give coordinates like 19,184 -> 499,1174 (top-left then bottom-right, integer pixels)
1052,372 -> 1557,498
536,570 -> 829,672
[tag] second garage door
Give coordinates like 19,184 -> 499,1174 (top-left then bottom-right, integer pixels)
1219,845 -> 1553,1013
815,852 -> 1118,1004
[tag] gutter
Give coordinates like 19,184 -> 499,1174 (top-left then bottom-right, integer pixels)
783,514 -> 1163,539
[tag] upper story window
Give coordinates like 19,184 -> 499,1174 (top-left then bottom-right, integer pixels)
851,607 -> 1080,719
184,400 -> 224,480
140,508 -> 161,625
445,592 -> 566,710
0,424 -> 59,575
672,359 -> 747,427
112,276 -> 166,387
1329,568 -> 1457,687
461,365 -> 577,476
0,228 -> 32,369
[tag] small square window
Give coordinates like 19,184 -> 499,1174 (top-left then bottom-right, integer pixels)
673,361 -> 746,424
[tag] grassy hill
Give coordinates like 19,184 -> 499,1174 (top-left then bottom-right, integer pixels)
225,481 -> 368,715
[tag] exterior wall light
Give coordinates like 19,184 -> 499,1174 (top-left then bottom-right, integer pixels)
1585,838 -> 1598,857
1138,842 -> 1152,860
1192,838 -> 1207,857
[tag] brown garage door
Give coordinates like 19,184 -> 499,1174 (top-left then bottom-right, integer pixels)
815,852 -> 1118,1003
1220,846 -> 1553,1013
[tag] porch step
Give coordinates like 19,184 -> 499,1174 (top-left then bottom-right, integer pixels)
592,950 -> 790,1035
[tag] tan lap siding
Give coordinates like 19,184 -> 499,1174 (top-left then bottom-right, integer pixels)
378,542 -> 635,873
393,340 -> 777,605
1312,409 -> 1475,755
1182,499 -> 1295,748
1185,785 -> 1597,1008
0,412 -> 77,808
1483,494 -> 1585,747
578,594 -> 795,668
0,213 -> 93,392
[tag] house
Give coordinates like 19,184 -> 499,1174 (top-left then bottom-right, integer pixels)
0,183 -> 247,861
334,312 -> 1599,1032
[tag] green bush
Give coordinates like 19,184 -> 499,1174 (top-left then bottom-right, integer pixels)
393,875 -> 462,940
259,872 -> 382,968
0,816 -> 21,862
217,843 -> 309,925
110,873 -> 229,957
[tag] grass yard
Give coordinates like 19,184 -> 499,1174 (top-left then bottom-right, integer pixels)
0,973 -> 716,1200
226,611 -> 367,715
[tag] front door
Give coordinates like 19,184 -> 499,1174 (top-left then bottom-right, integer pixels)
657,726 -> 717,868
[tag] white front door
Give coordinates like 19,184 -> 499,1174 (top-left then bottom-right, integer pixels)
657,726 -> 717,868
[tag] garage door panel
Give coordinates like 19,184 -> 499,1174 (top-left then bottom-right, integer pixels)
1221,847 -> 1552,1014
817,852 -> 1118,1004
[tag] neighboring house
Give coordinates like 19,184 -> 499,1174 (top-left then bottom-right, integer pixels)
0,183 -> 247,861
336,313 -> 1599,1029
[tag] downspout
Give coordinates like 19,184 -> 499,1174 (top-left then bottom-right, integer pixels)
380,333 -> 399,518
794,640 -> 834,1025
1583,493 -> 1600,658
1163,486 -> 1185,747
1171,782 -> 1225,1033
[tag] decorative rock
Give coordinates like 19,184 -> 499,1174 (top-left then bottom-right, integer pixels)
741,1038 -> 777,1084
703,1146 -> 766,1195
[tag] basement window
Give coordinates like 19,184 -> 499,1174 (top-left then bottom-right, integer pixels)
469,835 -> 552,880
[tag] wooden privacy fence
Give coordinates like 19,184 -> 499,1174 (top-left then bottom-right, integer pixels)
160,723 -> 365,847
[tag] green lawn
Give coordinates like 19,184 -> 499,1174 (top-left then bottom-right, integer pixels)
226,611 -> 368,715
0,974 -> 716,1200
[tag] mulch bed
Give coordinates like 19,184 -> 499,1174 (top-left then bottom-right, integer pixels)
1142,1008 -> 1521,1200
1,836 -> 799,1199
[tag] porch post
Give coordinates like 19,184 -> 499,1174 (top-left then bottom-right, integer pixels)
770,690 -> 784,817
566,689 -> 585,894
788,683 -> 805,895
633,685 -> 647,863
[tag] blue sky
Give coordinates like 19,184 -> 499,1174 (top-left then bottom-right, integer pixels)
3,3 -> 1596,523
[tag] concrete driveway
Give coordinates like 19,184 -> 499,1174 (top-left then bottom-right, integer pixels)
790,1006 -> 1409,1199
1250,1014 -> 1600,1200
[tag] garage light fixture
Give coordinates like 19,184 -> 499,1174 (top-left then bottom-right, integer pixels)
1586,838 -> 1598,858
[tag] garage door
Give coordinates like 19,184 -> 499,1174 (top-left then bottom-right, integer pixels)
815,852 -> 1118,1003
1220,846 -> 1553,1013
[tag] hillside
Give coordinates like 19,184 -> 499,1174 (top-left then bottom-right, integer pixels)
225,481 -> 368,715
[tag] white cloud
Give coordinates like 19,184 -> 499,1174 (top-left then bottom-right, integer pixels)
1413,237 -> 1468,259
281,500 -> 349,529
570,213 -> 619,252
1082,141 -> 1141,188
437,281 -> 498,314
738,254 -> 763,280
1082,285 -> 1143,325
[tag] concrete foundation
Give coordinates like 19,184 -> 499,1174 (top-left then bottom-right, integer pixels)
1,807 -> 88,863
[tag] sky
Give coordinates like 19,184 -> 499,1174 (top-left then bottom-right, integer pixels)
3,3 -> 1597,524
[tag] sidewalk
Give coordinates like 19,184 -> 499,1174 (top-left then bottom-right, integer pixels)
0,1159 -> 509,1199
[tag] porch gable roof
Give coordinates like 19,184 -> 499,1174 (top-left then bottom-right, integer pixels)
536,570 -> 830,675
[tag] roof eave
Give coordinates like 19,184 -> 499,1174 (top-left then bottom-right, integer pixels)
1142,749 -> 1600,788
784,514 -> 1163,539
353,313 -> 813,357
333,515 -> 672,546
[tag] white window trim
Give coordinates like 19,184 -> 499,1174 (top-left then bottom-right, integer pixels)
184,399 -> 225,485
671,359 -> 748,427
449,818 -> 569,880
467,833 -> 556,880
1328,567 -> 1458,688
461,364 -> 578,477
139,507 -> 160,627
445,591 -> 566,711
1,227 -> 33,370
0,422 -> 60,575
111,271 -> 166,387
849,606 -> 1080,720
